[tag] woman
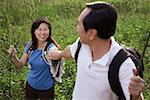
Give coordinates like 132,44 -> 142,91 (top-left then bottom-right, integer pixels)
7,18 -> 60,100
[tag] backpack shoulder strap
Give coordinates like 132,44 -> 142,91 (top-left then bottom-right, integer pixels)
75,40 -> 82,64
108,49 -> 129,100
42,42 -> 64,82
42,42 -> 51,64
26,40 -> 32,54
42,42 -> 59,65
44,41 -> 51,52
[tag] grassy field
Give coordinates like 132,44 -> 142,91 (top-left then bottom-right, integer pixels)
0,0 -> 149,99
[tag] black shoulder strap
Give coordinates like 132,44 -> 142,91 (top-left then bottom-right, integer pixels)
44,42 -> 51,52
108,49 -> 129,100
27,41 -> 32,54
43,42 -> 59,65
75,40 -> 82,64
43,42 -> 51,64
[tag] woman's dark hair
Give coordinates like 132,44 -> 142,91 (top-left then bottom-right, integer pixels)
31,18 -> 60,50
83,2 -> 117,39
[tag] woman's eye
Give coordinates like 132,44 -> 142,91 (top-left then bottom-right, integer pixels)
37,28 -> 42,31
44,28 -> 49,31
37,28 -> 48,31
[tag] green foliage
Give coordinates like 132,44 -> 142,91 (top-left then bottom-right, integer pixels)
0,0 -> 150,99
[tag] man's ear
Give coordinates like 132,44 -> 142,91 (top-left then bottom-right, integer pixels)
87,29 -> 97,40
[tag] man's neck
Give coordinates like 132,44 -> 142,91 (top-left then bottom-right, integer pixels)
89,38 -> 111,61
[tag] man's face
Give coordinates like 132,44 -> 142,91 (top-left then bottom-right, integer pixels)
76,8 -> 91,44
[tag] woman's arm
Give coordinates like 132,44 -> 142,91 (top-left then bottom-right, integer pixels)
7,45 -> 28,69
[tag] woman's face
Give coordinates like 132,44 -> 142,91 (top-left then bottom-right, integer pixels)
34,23 -> 49,43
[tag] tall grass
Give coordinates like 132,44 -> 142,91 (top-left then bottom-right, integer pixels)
0,0 -> 149,99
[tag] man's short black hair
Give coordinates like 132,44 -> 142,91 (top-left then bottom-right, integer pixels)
83,1 -> 117,39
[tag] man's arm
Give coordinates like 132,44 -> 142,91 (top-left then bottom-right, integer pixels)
60,45 -> 72,58
47,45 -> 72,60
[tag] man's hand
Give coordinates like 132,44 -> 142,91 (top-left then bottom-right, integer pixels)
129,69 -> 144,100
47,49 -> 62,60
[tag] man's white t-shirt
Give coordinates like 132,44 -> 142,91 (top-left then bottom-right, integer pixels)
70,37 -> 135,100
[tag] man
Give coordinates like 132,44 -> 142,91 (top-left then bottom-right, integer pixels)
48,1 -> 144,100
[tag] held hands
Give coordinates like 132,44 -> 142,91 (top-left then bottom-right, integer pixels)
47,49 -> 62,60
129,69 -> 144,99
7,45 -> 17,57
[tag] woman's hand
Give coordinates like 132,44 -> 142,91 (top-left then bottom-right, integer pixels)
7,45 -> 17,57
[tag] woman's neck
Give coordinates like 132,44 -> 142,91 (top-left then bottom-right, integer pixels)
38,41 -> 47,48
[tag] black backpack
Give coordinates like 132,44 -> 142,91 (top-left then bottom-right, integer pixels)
108,47 -> 144,100
74,35 -> 149,100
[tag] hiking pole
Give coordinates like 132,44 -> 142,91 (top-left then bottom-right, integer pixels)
141,32 -> 150,61
140,31 -> 150,72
